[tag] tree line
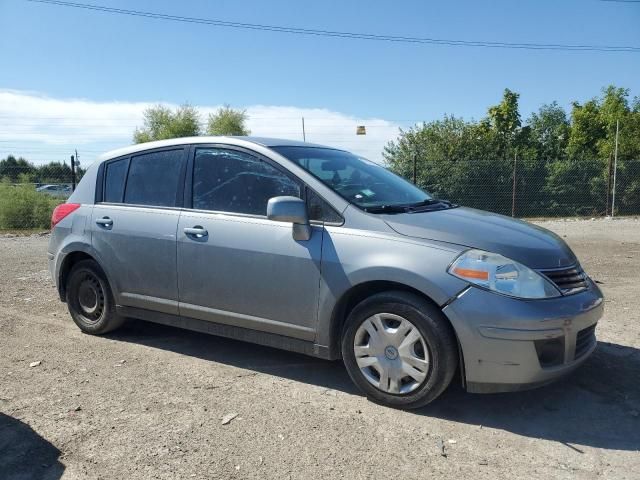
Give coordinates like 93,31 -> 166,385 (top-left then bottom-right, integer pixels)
0,155 -> 86,185
2,89 -> 638,221
0,103 -> 249,185
133,104 -> 250,143
131,91 -> 639,217
384,85 -> 640,216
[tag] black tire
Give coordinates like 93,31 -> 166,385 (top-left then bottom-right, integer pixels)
341,291 -> 458,409
65,259 -> 125,335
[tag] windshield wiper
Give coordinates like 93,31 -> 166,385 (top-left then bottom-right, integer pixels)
405,199 -> 441,208
411,198 -> 458,212
363,204 -> 412,214
363,198 -> 457,214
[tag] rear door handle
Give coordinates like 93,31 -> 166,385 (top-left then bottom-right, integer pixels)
184,226 -> 208,238
95,217 -> 113,227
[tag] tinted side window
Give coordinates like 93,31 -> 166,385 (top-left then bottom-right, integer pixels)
104,158 -> 129,203
124,149 -> 183,207
307,188 -> 342,223
193,148 -> 301,216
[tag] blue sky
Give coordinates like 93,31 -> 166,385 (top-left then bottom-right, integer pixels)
1,0 -> 639,164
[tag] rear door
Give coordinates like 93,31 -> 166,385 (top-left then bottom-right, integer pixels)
176,145 -> 323,341
92,147 -> 187,315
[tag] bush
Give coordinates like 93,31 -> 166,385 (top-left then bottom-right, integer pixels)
0,182 -> 63,229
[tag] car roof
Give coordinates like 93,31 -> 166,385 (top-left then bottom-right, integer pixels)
98,136 -> 340,162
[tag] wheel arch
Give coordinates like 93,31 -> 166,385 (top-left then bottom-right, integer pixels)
327,280 -> 457,358
57,248 -> 112,302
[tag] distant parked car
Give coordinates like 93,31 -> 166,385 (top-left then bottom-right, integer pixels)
37,184 -> 72,197
48,137 -> 603,409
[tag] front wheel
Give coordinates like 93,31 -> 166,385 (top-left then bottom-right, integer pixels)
341,291 -> 458,409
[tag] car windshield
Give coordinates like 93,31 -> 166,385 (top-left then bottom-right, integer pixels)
272,146 -> 435,212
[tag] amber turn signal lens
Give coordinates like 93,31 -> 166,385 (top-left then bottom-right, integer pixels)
452,267 -> 489,280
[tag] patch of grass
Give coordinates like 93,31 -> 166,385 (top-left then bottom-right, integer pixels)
0,182 -> 63,229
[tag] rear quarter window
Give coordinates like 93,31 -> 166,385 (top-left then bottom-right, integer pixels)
104,157 -> 129,203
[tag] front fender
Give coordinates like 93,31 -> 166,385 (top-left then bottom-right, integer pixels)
315,227 -> 468,350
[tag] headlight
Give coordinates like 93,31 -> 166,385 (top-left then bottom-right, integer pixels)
448,249 -> 561,299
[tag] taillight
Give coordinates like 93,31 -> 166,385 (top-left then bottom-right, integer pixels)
51,203 -> 81,228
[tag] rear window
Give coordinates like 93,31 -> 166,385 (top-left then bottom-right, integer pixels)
104,157 -> 129,203
123,149 -> 183,207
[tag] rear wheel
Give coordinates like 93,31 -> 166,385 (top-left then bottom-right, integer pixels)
65,259 -> 124,334
341,291 -> 458,409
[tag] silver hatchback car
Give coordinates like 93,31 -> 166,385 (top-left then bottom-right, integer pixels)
48,137 -> 603,408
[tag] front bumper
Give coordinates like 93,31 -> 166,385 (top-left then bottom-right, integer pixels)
443,280 -> 604,393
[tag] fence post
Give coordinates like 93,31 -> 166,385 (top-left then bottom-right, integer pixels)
606,153 -> 613,216
71,150 -> 77,192
611,120 -> 620,218
413,151 -> 417,185
511,151 -> 517,217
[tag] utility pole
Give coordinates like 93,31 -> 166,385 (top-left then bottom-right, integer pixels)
70,149 -> 78,192
611,120 -> 619,218
301,117 -> 306,142
511,151 -> 517,217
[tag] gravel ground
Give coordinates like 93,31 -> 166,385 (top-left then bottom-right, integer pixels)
1,218 -> 639,479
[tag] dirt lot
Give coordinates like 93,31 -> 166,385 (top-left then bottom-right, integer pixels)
1,218 -> 639,480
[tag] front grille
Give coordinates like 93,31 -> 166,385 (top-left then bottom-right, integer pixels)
575,324 -> 597,359
539,265 -> 589,295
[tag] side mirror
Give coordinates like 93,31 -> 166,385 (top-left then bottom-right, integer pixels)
267,196 -> 311,241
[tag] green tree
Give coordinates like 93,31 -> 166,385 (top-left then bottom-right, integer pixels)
567,99 -> 605,159
206,105 -> 250,136
0,155 -> 36,182
36,161 -> 85,184
544,158 -> 605,216
487,88 -> 522,144
384,115 -> 513,214
527,102 -> 570,162
133,104 -> 201,143
562,86 -> 640,214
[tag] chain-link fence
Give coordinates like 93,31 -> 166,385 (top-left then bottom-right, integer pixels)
1,158 -> 638,230
403,157 -> 640,218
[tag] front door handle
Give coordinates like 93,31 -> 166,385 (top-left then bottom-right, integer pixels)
95,217 -> 113,227
184,226 -> 208,238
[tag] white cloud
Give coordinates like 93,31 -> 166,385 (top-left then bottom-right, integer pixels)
0,90 -> 401,165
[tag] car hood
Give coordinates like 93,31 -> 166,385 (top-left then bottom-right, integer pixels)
383,207 -> 577,269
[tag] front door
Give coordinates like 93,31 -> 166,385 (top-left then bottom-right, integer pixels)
177,146 -> 322,341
